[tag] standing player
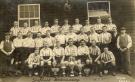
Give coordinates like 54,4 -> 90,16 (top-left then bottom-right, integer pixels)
106,17 -> 117,32
117,27 -> 132,75
55,28 -> 66,47
25,49 -> 41,77
0,33 -> 15,76
94,18 -> 104,33
95,47 -> 116,77
99,26 -> 112,51
62,19 -> 71,34
10,21 -> 20,39
83,20 -> 92,34
40,41 -> 54,76
72,18 -> 82,34
31,20 -> 41,36
40,21 -> 51,37
51,19 -> 60,37
20,22 -> 31,38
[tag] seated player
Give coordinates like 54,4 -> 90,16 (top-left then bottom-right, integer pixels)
77,39 -> 91,64
95,47 -> 116,77
77,27 -> 88,44
0,33 -> 15,76
51,19 -> 60,37
44,30 -> 55,49
65,38 -> 78,76
88,27 -> 99,46
66,27 -> 77,45
99,26 -> 112,51
20,22 -> 31,38
55,28 -> 66,47
83,20 -> 92,34
89,40 -> 101,73
34,32 -> 44,49
40,41 -> 54,76
22,31 -> 35,62
94,18 -> 104,33
106,17 -> 117,32
10,21 -> 20,39
13,32 -> 24,75
25,49 -> 41,77
72,18 -> 82,34
31,20 -> 41,37
53,40 -> 65,67
61,19 -> 71,34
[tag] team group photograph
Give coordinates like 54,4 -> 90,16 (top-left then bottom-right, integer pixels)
0,0 -> 134,82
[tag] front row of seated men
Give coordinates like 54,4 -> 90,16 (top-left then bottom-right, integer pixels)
0,32 -> 116,77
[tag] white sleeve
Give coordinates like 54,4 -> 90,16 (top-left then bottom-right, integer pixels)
117,36 -> 120,49
127,35 -> 132,49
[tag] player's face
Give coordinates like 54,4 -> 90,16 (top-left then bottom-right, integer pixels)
56,41 -> 60,47
64,20 -> 68,24
35,49 -> 39,55
14,22 -> 18,27
46,31 -> 50,36
37,33 -> 41,38
68,39 -> 73,46
27,32 -> 32,37
85,21 -> 89,25
18,32 -> 22,38
35,21 -> 39,25
54,20 -> 58,24
24,23 -> 28,27
104,48 -> 109,53
97,19 -> 101,24
45,22 -> 49,27
91,27 -> 95,32
80,41 -> 85,46
91,41 -> 96,46
5,35 -> 10,40
43,42 -> 49,48
102,27 -> 107,32
80,28 -> 84,33
108,19 -> 112,23
121,30 -> 126,34
75,19 -> 79,24
69,28 -> 73,33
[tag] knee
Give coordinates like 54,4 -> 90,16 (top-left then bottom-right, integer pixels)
47,61 -> 52,66
86,59 -> 92,65
40,61 -> 44,66
28,64 -> 33,69
111,61 -> 116,66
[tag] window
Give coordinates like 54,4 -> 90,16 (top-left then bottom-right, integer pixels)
18,4 -> 40,27
87,1 -> 111,22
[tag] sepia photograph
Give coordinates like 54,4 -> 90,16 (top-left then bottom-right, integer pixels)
0,0 -> 135,82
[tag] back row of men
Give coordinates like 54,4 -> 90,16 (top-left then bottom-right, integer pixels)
10,18 -> 116,37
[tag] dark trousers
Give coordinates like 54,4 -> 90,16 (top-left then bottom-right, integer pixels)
0,51 -> 12,74
119,49 -> 131,72
97,62 -> 116,73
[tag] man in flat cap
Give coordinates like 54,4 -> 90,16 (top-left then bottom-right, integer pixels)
117,27 -> 132,75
